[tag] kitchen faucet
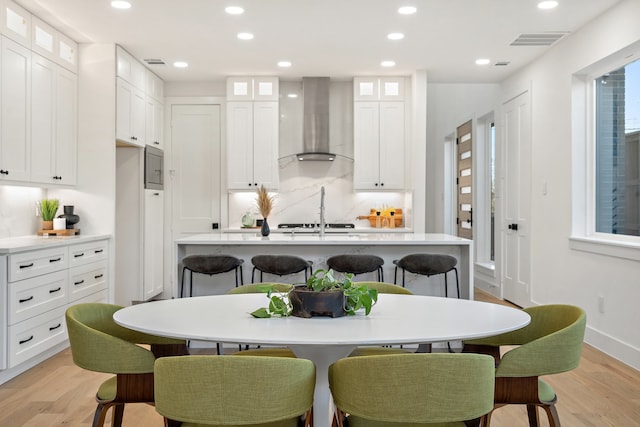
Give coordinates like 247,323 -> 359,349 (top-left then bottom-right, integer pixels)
319,186 -> 326,237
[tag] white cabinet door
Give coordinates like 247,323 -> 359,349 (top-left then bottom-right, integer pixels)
252,101 -> 279,188
1,0 -> 30,48
54,66 -> 77,185
378,102 -> 405,189
0,36 -> 31,182
30,53 -> 55,184
31,16 -> 56,61
144,189 -> 164,300
116,77 -> 145,146
116,46 -> 145,89
354,101 -> 405,190
145,95 -> 163,149
31,54 -> 77,185
353,102 -> 380,190
227,101 -> 254,189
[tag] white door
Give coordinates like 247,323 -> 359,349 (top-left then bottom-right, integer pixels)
502,91 -> 532,307
170,104 -> 221,233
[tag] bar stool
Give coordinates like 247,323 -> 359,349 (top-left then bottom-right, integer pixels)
393,253 -> 459,298
251,255 -> 313,283
326,254 -> 384,281
180,255 -> 244,298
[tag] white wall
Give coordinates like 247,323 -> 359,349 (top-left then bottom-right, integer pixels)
420,0 -> 640,370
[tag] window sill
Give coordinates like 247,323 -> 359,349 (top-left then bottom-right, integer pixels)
569,235 -> 640,262
475,262 -> 496,277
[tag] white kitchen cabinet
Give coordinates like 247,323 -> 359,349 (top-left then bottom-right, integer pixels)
116,46 -> 145,90
353,101 -> 405,190
354,77 -> 405,101
30,16 -> 55,61
1,0 -> 30,48
0,35 -> 31,183
30,53 -> 77,185
146,69 -> 163,101
56,32 -> 77,73
227,101 -> 279,190
1,237 -> 109,370
227,76 -> 278,101
116,77 -> 146,147
144,189 -> 164,300
145,95 -> 163,149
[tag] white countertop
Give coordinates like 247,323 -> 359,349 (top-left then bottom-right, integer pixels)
176,232 -> 471,246
0,234 -> 111,254
225,227 -> 414,234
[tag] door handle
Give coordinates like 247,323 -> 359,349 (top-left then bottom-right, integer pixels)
508,223 -> 518,231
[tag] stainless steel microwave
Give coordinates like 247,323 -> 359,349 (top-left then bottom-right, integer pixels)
144,146 -> 164,190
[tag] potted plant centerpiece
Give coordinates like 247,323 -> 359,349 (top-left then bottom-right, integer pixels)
250,269 -> 378,318
38,198 -> 59,230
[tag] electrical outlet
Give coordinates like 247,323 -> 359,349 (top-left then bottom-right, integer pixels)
598,295 -> 605,314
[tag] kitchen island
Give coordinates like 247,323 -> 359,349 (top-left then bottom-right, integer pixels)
174,233 -> 473,299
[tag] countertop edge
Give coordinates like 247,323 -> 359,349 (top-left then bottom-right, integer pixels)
0,234 -> 112,254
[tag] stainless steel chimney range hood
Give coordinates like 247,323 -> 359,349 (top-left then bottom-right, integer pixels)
296,77 -> 336,161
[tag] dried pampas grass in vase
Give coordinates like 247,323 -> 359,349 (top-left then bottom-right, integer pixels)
256,185 -> 274,236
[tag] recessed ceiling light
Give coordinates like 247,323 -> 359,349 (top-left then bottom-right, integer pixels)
287,93 -> 298,98
381,60 -> 396,67
475,58 -> 491,65
173,61 -> 188,68
237,32 -> 254,40
387,33 -> 404,41
225,6 -> 244,15
111,1 -> 131,9
278,61 -> 292,68
398,6 -> 417,15
537,1 -> 558,9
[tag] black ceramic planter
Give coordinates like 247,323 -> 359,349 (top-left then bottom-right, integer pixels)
289,286 -> 346,318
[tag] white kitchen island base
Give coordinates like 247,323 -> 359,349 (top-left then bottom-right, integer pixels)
174,233 -> 473,299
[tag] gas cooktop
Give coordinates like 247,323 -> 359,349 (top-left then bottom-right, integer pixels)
277,223 -> 355,229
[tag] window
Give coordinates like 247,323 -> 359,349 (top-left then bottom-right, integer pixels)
490,122 -> 496,260
594,59 -> 640,237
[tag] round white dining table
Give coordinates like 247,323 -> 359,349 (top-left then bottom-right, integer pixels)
114,293 -> 530,427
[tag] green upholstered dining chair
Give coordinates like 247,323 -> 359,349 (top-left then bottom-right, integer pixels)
154,355 -> 315,427
329,353 -> 496,427
65,302 -> 188,427
463,304 -> 587,427
348,282 -> 417,357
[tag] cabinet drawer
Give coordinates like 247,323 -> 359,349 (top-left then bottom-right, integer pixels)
68,240 -> 108,268
8,247 -> 68,282
8,270 -> 67,325
69,260 -> 108,302
71,289 -> 108,305
8,306 -> 67,368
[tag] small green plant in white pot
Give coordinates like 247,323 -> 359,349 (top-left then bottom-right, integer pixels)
38,199 -> 59,230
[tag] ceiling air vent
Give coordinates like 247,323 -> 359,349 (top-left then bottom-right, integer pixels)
510,32 -> 568,46
143,58 -> 166,65
494,61 -> 511,67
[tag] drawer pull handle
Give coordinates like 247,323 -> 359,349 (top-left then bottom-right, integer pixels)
95,249 -> 104,254
19,263 -> 34,269
49,287 -> 62,294
19,296 -> 34,303
49,257 -> 61,263
94,274 -> 104,279
49,323 -> 62,331
74,280 -> 85,285
19,336 -> 34,345
74,253 -> 85,258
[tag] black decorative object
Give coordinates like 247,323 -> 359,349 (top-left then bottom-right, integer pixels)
58,205 -> 80,229
260,217 -> 270,236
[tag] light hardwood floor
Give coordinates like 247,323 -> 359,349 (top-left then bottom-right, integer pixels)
0,290 -> 639,426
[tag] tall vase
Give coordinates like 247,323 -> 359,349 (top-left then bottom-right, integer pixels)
59,205 -> 80,229
261,217 -> 270,236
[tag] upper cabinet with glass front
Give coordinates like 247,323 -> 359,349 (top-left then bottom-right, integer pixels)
1,0 -> 30,48
227,76 -> 279,101
354,77 -> 405,101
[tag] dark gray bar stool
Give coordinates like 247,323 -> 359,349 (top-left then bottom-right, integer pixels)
251,255 -> 313,283
393,253 -> 460,298
326,254 -> 384,282
180,255 -> 244,297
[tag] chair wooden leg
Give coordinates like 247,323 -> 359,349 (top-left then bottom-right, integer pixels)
542,403 -> 561,427
526,404 -> 540,427
111,403 -> 125,427
92,401 -> 112,427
